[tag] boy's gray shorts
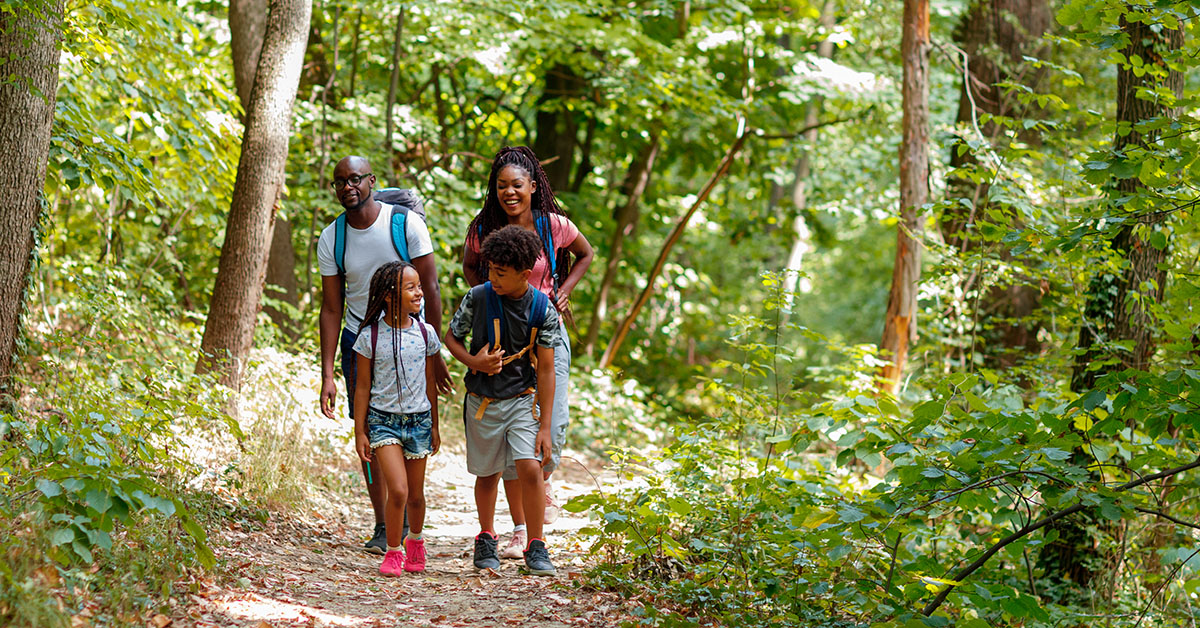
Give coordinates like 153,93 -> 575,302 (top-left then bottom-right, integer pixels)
463,393 -> 542,477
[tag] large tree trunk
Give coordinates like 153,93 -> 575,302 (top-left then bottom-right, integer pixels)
878,0 -> 930,393
1048,10 -> 1184,590
232,0 -> 300,340
0,0 -> 65,395
776,1 -> 835,313
583,136 -> 659,357
199,0 -> 312,389
533,64 -> 585,190
942,0 -> 1050,369
383,8 -> 404,180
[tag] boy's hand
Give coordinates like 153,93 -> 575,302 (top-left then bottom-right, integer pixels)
536,427 -> 552,467
431,427 -> 441,455
355,430 -> 372,462
472,344 -> 505,375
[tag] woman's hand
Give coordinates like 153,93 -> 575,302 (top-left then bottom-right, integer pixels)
554,286 -> 572,313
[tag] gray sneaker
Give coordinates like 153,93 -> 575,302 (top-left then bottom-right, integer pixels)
364,523 -> 386,555
523,539 -> 556,576
473,531 -> 500,570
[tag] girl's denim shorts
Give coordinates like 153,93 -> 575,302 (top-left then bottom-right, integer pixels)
367,408 -> 433,459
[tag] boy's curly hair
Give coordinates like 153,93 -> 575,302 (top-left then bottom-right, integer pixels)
481,225 -> 542,272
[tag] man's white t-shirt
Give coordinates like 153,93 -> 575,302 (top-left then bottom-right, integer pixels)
317,204 -> 434,331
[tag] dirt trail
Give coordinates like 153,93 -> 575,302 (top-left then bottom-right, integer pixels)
169,449 -> 633,628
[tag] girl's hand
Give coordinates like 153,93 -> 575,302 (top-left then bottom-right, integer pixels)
355,431 -> 372,462
430,427 -> 441,455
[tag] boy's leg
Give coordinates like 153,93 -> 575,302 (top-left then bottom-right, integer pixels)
513,459 -> 545,541
474,473 -> 501,534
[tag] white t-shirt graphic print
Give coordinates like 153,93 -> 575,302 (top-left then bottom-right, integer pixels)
316,204 -> 435,331
352,319 -> 442,414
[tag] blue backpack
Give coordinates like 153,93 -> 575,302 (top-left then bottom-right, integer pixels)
476,281 -> 550,369
333,188 -> 425,280
476,213 -> 561,291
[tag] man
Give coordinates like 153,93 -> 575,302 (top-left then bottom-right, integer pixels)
317,156 -> 453,553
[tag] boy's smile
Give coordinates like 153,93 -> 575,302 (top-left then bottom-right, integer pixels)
488,263 -> 530,298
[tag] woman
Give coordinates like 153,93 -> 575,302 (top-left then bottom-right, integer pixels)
462,146 -> 594,559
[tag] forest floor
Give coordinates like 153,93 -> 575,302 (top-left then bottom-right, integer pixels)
162,440 -> 636,627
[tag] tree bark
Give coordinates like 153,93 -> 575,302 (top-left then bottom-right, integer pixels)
878,0 -> 930,393
1072,15 -> 1183,391
0,0 -> 65,395
347,9 -> 363,99
533,64 -> 585,191
941,0 -> 1051,369
383,8 -> 405,180
776,1 -> 835,312
199,0 -> 312,388
600,128 -> 747,369
232,0 -> 301,340
583,136 -> 659,357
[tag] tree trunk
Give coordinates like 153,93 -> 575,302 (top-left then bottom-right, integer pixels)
232,0 -> 301,340
941,0 -> 1051,369
533,64 -> 584,191
347,10 -> 363,99
600,128 -> 747,369
571,113 -> 598,193
583,136 -> 659,357
0,0 -> 65,395
777,1 -> 835,312
878,0 -> 930,393
1047,11 -> 1183,591
1072,16 -> 1183,391
199,0 -> 312,389
383,8 -> 405,180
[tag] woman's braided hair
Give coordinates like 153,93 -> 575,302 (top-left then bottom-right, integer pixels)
466,146 -> 566,286
357,260 -> 416,335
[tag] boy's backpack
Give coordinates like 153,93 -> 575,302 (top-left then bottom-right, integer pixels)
477,213 -> 563,291
333,188 -> 425,279
474,281 -> 549,370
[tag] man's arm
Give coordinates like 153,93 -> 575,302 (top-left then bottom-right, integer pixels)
319,274 -> 345,419
412,252 -> 454,394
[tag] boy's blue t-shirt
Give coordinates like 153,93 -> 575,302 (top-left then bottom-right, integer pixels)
449,286 -> 560,399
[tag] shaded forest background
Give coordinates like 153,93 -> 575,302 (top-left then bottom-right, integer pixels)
2,0 -> 1200,626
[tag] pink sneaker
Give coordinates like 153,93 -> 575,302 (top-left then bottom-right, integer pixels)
379,549 -> 404,577
500,528 -> 527,560
403,538 -> 426,572
544,482 -> 560,525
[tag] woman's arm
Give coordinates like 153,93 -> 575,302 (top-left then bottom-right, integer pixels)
463,239 -> 483,287
554,231 -> 595,311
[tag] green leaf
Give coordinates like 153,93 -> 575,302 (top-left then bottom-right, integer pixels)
838,505 -> 866,523
49,527 -> 75,546
36,479 -> 62,498
85,489 -> 112,514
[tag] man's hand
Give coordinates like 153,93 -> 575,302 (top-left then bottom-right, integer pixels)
355,430 -> 373,462
536,428 -> 553,467
320,376 -> 338,420
471,344 -> 505,375
431,353 -> 455,395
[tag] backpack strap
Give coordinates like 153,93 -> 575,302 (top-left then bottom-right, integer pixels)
388,204 -> 411,262
524,289 -> 549,370
482,281 -> 504,351
334,212 -> 349,278
534,214 -> 558,290
368,320 -> 379,386
411,313 -> 429,353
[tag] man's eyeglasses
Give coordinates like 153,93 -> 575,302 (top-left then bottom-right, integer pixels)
331,173 -> 372,190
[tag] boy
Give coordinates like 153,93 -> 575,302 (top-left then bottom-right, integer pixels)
444,225 -> 560,576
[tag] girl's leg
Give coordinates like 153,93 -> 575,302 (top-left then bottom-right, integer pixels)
403,456 -> 428,535
374,445 -> 410,548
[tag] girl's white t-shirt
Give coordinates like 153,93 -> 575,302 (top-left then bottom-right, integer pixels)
351,319 -> 441,414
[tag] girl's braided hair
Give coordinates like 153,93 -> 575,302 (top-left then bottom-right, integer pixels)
465,146 -> 566,285
358,260 -> 417,334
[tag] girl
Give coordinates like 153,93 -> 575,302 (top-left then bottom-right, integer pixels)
462,146 -> 594,559
353,261 -> 442,575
